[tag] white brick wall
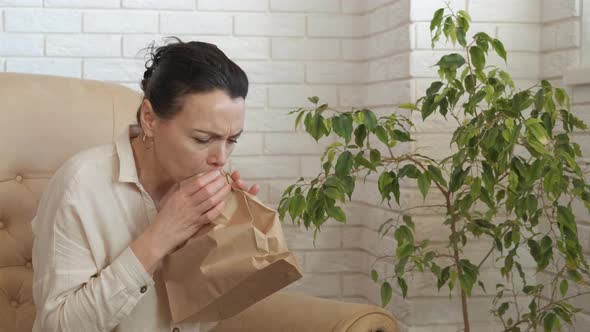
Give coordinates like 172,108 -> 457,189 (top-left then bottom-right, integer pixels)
544,1 -> 590,324
160,12 -> 232,35
234,14 -> 305,36
4,8 -> 81,32
2,0 -> 588,329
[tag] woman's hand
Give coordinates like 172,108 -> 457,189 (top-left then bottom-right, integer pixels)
131,169 -> 231,274
230,170 -> 260,195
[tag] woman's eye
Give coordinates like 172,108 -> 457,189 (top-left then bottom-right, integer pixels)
193,137 -> 238,144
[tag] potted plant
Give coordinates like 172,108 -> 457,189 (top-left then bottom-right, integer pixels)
278,5 -> 590,331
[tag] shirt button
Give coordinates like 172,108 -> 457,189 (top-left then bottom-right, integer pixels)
172,328 -> 180,332
140,286 -> 147,293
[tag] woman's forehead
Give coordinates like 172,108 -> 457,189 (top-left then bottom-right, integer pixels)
176,91 -> 245,132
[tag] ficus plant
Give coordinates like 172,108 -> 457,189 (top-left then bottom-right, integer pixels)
277,4 -> 590,332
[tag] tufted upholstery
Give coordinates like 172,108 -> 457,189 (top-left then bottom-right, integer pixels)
0,72 -> 141,331
0,72 -> 398,332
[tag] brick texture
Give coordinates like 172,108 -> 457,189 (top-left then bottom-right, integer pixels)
1,0 -> 588,329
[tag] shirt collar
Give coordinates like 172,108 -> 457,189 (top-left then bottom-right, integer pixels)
115,124 -> 141,184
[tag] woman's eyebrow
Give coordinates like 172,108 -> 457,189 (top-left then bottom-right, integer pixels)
193,129 -> 244,138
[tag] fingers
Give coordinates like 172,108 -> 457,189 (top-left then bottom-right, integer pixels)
202,200 -> 225,223
248,184 -> 260,195
191,175 -> 228,203
230,170 -> 258,195
194,181 -> 231,215
181,169 -> 222,196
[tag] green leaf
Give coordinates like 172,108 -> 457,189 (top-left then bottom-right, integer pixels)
428,165 -> 448,187
464,74 -> 476,93
308,96 -> 319,104
437,266 -> 450,290
341,175 -> 355,200
526,118 -> 550,144
469,45 -> 486,70
392,129 -> 412,142
560,279 -> 569,297
402,215 -> 415,230
294,111 -> 305,130
361,109 -> 378,131
371,269 -> 379,282
557,205 -> 577,236
456,26 -> 467,47
370,149 -> 381,164
288,194 -> 306,221
421,95 -> 436,120
399,164 -> 421,179
498,302 -> 509,316
513,91 -> 535,114
443,17 -> 457,45
332,114 -> 353,143
399,103 -> 420,111
324,186 -> 345,203
430,8 -> 445,32
381,282 -> 393,307
499,70 -> 515,89
307,113 -> 328,141
417,172 -> 431,200
326,206 -> 346,223
335,151 -> 354,177
457,10 -> 472,22
543,313 -> 556,332
449,167 -> 469,193
555,87 -> 567,107
491,39 -> 507,62
375,125 -> 389,145
391,177 -> 401,205
397,277 -> 408,298
436,53 -> 466,71
354,124 -> 368,147
426,81 -> 444,96
458,259 -> 479,296
354,152 -> 376,171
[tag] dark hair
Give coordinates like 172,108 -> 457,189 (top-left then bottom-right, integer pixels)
136,37 -> 249,126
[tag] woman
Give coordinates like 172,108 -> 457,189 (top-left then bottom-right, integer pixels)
31,38 -> 260,332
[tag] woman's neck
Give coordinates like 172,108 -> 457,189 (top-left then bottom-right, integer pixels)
130,134 -> 175,207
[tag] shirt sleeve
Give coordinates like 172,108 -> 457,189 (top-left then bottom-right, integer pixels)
32,189 -> 155,332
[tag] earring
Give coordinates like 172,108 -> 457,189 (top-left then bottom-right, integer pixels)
142,133 -> 154,150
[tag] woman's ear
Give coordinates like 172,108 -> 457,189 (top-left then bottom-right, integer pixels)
139,99 -> 158,137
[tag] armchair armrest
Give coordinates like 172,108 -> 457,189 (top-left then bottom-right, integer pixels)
211,292 -> 398,332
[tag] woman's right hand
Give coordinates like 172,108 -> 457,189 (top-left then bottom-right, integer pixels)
131,169 -> 231,274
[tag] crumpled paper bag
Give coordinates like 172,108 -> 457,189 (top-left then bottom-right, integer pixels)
162,171 -> 303,323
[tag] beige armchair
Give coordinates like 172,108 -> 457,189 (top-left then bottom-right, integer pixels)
0,72 -> 398,332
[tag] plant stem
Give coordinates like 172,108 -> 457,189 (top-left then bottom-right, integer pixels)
450,213 -> 471,332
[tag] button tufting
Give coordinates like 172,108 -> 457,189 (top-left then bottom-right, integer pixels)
10,300 -> 18,308
0,221 -> 4,229
15,175 -> 23,183
26,261 -> 32,269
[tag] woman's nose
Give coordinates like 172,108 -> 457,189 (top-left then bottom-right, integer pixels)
207,142 -> 227,167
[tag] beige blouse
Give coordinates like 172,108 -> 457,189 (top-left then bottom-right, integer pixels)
31,125 -> 218,332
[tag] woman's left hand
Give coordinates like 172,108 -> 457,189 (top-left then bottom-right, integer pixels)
230,170 -> 260,195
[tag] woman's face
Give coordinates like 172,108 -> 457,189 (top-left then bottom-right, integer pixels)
149,90 -> 245,183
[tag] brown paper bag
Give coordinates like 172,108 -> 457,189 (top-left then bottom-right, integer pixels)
162,171 -> 303,323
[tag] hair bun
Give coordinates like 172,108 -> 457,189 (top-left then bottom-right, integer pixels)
143,66 -> 154,80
